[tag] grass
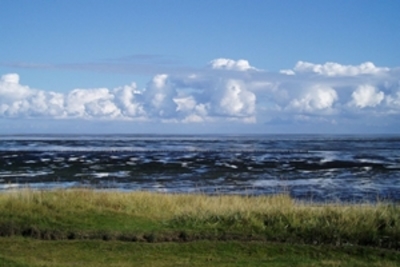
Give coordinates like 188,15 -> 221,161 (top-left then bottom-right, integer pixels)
1,238 -> 400,267
0,189 -> 399,266
1,189 -> 399,247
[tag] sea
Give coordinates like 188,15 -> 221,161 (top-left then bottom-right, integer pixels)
0,134 -> 399,202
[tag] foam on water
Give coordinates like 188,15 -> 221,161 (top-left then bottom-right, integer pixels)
0,134 -> 399,202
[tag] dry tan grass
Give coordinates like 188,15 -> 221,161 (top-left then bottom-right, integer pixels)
1,189 -> 399,248
0,189 -> 294,218
1,188 -> 397,222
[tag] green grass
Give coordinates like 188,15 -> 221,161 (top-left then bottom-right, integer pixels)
1,237 -> 399,267
0,189 -> 399,266
1,189 -> 399,247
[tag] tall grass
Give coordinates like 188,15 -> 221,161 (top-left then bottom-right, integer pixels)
0,189 -> 399,248
0,189 -> 294,219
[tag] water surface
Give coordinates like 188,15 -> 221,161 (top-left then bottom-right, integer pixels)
1,134 -> 399,202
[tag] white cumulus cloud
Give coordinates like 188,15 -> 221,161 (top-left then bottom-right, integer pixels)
66,88 -> 120,118
211,79 -> 256,118
143,74 -> 178,118
0,73 -> 65,117
209,58 -> 257,71
0,73 -> 32,101
287,85 -> 338,113
113,83 -> 145,118
2,73 -> 20,84
293,61 -> 389,76
351,84 -> 385,108
0,58 -> 400,132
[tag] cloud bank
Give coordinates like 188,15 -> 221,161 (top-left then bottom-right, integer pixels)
1,58 -> 400,132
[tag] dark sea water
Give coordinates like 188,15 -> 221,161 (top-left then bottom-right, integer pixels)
0,134 -> 399,202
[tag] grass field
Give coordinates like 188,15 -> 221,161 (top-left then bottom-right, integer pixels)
0,189 -> 399,266
1,238 -> 400,267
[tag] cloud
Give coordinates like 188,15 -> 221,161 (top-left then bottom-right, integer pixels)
0,73 -> 64,118
386,92 -> 400,109
350,84 -> 385,108
210,79 -> 256,118
287,85 -> 338,113
66,88 -> 120,118
209,58 -> 257,71
113,83 -> 145,117
2,73 -> 20,83
0,63 -> 258,122
143,74 -> 178,118
0,73 -> 32,100
279,69 -> 295,75
1,59 -> 400,132
293,61 -> 389,76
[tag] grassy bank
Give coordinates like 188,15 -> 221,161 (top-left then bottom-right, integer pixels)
1,189 -> 400,266
1,189 -> 399,248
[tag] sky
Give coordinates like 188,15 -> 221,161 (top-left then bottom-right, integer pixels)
1,0 -> 400,134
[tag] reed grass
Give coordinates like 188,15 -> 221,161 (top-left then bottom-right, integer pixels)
0,189 -> 399,248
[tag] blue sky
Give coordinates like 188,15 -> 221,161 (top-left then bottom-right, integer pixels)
1,0 -> 400,134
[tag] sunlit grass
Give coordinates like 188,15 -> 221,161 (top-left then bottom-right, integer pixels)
0,189 -> 399,248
